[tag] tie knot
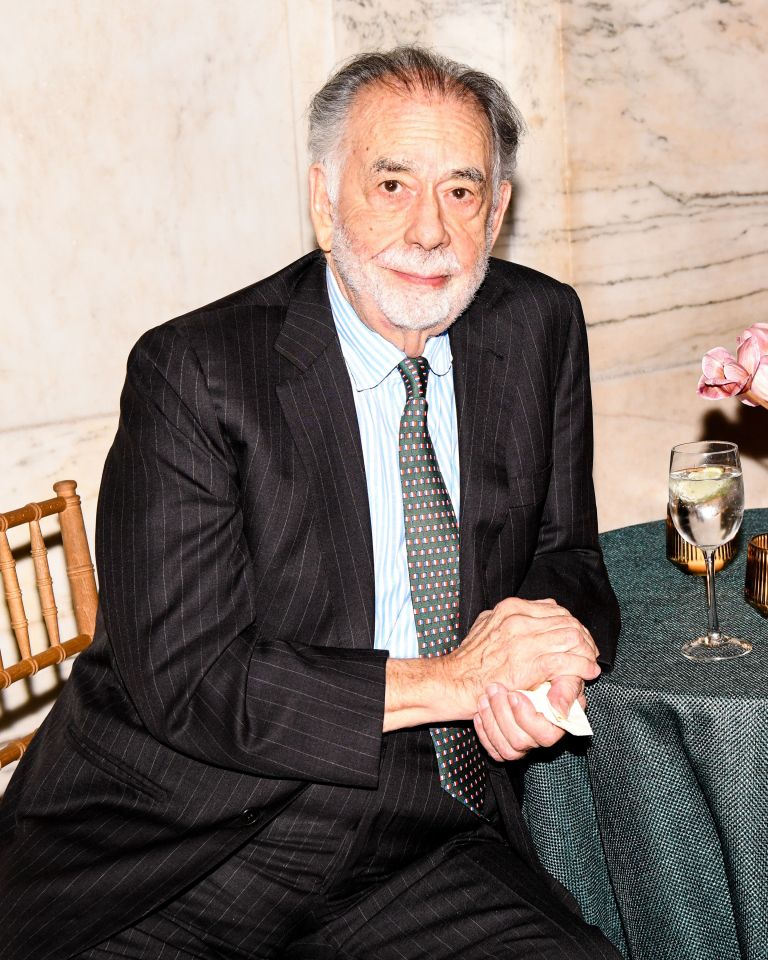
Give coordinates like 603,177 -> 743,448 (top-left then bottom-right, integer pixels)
398,357 -> 429,400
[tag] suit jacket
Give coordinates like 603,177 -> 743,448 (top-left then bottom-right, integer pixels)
0,251 -> 619,959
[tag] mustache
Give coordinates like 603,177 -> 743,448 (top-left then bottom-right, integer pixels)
373,245 -> 462,277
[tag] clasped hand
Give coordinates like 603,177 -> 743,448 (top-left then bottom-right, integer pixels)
444,597 -> 600,762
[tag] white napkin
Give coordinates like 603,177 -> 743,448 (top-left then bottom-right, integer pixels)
517,681 -> 593,737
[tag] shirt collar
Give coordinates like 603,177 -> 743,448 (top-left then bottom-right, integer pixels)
326,265 -> 453,391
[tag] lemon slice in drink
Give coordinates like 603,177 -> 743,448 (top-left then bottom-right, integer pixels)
675,465 -> 726,502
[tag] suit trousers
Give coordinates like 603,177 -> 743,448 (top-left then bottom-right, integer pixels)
77,730 -> 620,960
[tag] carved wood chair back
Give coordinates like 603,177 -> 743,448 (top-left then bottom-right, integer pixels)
0,480 -> 97,767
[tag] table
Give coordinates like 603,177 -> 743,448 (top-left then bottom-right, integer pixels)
522,508 -> 768,960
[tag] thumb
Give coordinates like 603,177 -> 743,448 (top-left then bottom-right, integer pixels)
547,675 -> 584,720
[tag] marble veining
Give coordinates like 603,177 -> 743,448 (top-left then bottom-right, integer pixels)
2,0 -> 768,548
332,0 -> 505,49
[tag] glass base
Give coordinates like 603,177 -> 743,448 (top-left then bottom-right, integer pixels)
682,635 -> 752,661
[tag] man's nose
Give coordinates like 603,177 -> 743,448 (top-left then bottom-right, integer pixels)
403,190 -> 449,250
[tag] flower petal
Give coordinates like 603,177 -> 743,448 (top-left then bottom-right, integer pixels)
722,359 -> 752,385
697,375 -> 744,399
701,347 -> 736,382
737,323 -> 768,355
736,331 -> 763,375
747,357 -> 768,406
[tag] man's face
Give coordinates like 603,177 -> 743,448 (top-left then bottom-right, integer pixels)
310,84 -> 511,343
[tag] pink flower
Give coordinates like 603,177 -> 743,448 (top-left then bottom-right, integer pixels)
698,323 -> 768,411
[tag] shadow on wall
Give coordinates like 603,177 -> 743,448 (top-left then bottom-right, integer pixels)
699,405 -> 768,464
0,676 -> 66,740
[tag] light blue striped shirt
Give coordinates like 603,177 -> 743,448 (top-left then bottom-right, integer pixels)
327,266 -> 460,659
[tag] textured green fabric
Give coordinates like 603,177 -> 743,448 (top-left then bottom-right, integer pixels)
523,508 -> 768,960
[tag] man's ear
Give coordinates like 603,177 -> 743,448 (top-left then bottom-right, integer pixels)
489,180 -> 512,247
309,163 -> 334,252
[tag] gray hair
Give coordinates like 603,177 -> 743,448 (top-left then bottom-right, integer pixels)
308,46 -> 524,201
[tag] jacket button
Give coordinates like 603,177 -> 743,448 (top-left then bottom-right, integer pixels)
240,808 -> 259,826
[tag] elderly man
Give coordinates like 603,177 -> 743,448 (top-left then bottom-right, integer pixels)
0,47 -> 621,959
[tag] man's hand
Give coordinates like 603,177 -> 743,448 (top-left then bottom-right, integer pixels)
383,597 -> 599,733
473,675 -> 586,761
441,597 -> 599,718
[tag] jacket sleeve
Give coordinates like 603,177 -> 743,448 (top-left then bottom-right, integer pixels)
96,323 -> 388,787
515,286 -> 621,669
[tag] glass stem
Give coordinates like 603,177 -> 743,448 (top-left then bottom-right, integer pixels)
703,549 -> 721,644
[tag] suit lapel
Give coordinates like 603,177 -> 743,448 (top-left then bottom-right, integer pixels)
275,256 -> 375,650
451,270 -> 511,632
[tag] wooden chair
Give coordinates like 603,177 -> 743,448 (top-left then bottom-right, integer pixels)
0,480 -> 97,768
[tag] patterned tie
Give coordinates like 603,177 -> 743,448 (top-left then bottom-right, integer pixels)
397,357 -> 486,817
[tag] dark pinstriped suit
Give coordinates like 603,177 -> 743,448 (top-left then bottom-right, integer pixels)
0,251 -> 619,959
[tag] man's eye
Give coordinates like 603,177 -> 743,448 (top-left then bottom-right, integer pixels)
452,187 -> 471,200
381,180 -> 400,193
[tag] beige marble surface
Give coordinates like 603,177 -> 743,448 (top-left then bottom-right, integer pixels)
1,2 -> 304,431
5,0 -> 766,527
559,0 -> 768,525
563,0 -> 768,373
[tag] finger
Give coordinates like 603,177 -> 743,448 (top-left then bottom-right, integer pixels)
478,688 -> 523,760
471,609 -> 494,630
547,674 -> 584,720
505,691 -> 566,750
528,610 -> 598,650
534,620 -> 599,657
475,696 -> 523,761
478,686 -> 532,760
577,622 -> 598,656
473,710 -> 504,762
485,685 -> 567,756
538,651 -> 601,683
535,618 -> 597,660
493,596 -> 571,621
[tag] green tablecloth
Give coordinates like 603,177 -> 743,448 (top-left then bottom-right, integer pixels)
522,508 -> 768,960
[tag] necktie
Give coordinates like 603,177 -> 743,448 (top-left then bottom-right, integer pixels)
397,357 -> 486,817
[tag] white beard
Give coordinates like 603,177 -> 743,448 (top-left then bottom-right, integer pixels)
331,222 -> 491,332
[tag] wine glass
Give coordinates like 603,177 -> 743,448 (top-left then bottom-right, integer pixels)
668,441 -> 751,661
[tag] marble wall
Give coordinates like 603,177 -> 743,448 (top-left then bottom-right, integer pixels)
561,0 -> 768,528
2,0 -> 767,781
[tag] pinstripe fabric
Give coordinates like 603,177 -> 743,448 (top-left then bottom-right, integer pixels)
72,731 -> 616,960
76,731 -> 622,960
0,251 -> 620,960
328,266 -> 459,659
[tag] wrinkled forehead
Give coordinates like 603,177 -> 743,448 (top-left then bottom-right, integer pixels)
340,79 -> 494,166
